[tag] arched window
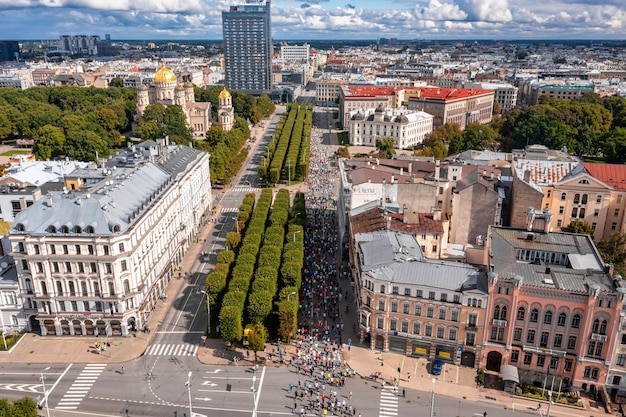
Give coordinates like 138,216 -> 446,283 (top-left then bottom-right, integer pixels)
108,281 -> 115,296
123,279 -> 130,294
571,207 -> 578,218
48,225 -> 57,233
558,312 -> 567,326
579,208 -> 585,218
113,224 -> 121,233
73,226 -> 82,234
530,309 -> 539,322
81,281 -> 88,296
60,225 -> 69,233
493,305 -> 500,320
572,314 -> 581,328
561,193 -> 566,200
544,311 -> 552,325
68,281 -> 76,296
15,223 -> 25,232
581,194 -> 588,204
500,306 -> 507,320
600,320 -> 608,335
574,193 -> 580,204
86,225 -> 95,234
56,280 -> 63,296
592,319 -> 600,333
517,307 -> 525,320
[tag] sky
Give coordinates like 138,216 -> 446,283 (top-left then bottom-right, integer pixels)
0,0 -> 625,41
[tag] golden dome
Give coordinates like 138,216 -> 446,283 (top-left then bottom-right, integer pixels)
219,87 -> 231,99
154,65 -> 177,83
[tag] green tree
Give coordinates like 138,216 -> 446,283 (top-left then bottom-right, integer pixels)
219,305 -> 243,345
247,323 -> 267,363
33,125 -> 66,160
376,137 -> 396,159
461,122 -> 499,151
64,130 -> 110,162
109,77 -> 124,88
163,105 -> 193,142
560,220 -> 593,235
596,232 -> 626,276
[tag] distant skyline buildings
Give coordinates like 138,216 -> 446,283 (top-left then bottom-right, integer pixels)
222,0 -> 273,95
1,1 -> 626,41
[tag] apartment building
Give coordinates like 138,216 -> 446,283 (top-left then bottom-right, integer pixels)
402,87 -> 495,130
354,230 -> 487,366
465,81 -> 518,112
482,219 -> 624,393
339,85 -> 397,126
9,141 -> 212,336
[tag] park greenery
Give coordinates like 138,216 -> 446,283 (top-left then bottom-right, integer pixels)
0,85 -> 274,186
0,397 -> 38,416
417,93 -> 626,163
258,103 -> 312,185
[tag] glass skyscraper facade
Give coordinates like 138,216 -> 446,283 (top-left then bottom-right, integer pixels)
222,0 -> 273,95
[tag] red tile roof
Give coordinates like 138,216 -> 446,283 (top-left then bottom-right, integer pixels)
411,87 -> 493,101
350,207 -> 445,236
583,162 -> 626,191
341,85 -> 397,98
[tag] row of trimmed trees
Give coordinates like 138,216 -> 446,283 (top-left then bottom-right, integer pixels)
258,104 -> 312,185
218,189 -> 273,344
209,189 -> 305,347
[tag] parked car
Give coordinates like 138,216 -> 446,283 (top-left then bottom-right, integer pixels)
431,359 -> 443,375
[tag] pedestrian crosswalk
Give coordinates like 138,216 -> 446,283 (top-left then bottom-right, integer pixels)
220,207 -> 240,213
231,186 -> 259,193
144,343 -> 198,357
379,385 -> 399,417
55,364 -> 106,410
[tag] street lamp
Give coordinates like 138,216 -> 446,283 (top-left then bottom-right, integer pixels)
287,291 -> 296,301
546,390 -> 553,417
200,290 -> 211,334
293,230 -> 301,242
41,367 -> 51,417
251,375 -> 258,417
185,371 -> 193,417
430,378 -> 436,417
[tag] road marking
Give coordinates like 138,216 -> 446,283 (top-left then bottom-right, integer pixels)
145,343 -> 199,357
55,364 -> 106,410
220,207 -> 240,213
379,386 -> 399,417
0,383 -> 41,393
155,330 -> 205,334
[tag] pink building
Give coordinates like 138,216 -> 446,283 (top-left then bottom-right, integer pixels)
481,209 -> 626,394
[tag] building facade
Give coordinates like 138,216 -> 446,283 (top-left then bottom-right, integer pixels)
482,220 -> 625,393
280,42 -> 310,63
222,0 -> 273,95
355,231 -> 488,367
9,141 -> 212,336
136,65 -> 212,139
347,106 -> 433,150
0,41 -> 19,62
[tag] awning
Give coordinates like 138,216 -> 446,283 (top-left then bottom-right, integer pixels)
501,364 -> 519,383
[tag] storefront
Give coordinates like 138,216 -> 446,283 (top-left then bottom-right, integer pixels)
436,345 -> 455,362
389,337 -> 406,352
412,341 -> 431,357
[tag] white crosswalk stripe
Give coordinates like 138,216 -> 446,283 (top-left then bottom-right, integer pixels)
220,207 -> 240,213
379,386 -> 399,417
144,343 -> 199,357
231,186 -> 259,193
55,364 -> 106,410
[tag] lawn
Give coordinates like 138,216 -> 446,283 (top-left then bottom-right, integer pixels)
0,149 -> 32,156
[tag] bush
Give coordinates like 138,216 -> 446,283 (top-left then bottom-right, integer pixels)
219,305 -> 243,344
217,250 -> 235,265
247,291 -> 274,324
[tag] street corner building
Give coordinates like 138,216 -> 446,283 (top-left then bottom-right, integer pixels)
9,140 -> 212,337
482,211 -> 626,395
353,230 -> 488,367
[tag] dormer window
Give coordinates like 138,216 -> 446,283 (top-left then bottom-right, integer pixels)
60,225 -> 69,233
15,223 -> 25,232
48,225 -> 57,233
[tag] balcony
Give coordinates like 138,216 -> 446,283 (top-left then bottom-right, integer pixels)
466,323 -> 477,330
492,319 -> 507,327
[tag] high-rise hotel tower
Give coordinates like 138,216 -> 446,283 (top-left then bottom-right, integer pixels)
222,0 -> 273,95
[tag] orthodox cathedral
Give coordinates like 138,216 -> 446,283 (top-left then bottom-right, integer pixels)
136,64 -> 235,138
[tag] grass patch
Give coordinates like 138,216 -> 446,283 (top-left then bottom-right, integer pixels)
0,333 -> 23,351
0,150 -> 32,156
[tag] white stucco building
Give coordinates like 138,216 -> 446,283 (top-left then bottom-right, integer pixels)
9,141 -> 212,336
348,106 -> 434,149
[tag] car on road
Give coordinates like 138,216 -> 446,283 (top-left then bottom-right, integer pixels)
431,359 -> 443,375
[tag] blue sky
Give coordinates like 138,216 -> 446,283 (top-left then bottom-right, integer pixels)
0,0 -> 625,41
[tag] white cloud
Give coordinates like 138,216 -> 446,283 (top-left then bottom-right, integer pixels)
417,0 -> 467,21
456,0 -> 512,22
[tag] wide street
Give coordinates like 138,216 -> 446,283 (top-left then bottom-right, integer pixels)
0,101 -> 596,417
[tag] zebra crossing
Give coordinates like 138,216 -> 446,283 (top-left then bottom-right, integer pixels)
231,186 -> 259,193
379,385 -> 399,417
144,343 -> 198,357
220,207 -> 239,213
55,364 -> 106,410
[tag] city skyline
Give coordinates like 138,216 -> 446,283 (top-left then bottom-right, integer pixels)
0,0 -> 625,41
